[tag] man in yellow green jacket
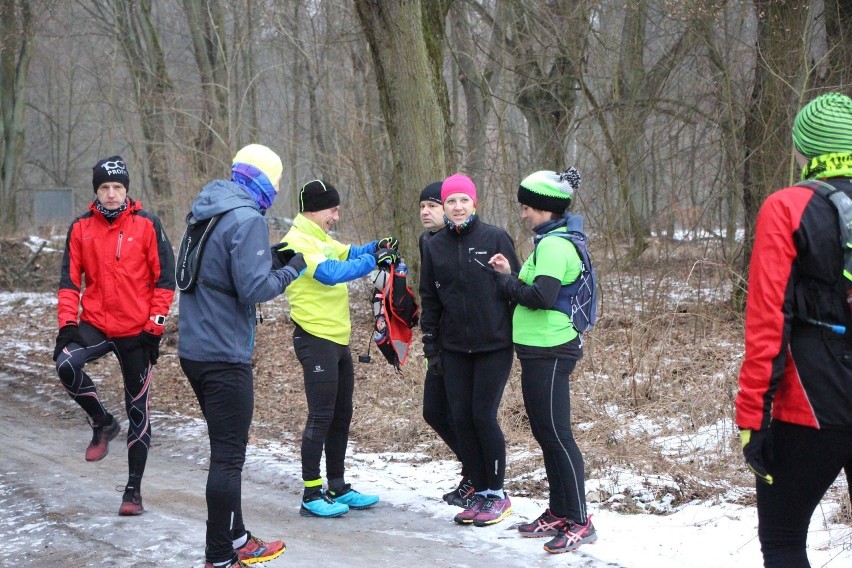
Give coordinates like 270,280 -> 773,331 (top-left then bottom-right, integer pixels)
279,179 -> 398,518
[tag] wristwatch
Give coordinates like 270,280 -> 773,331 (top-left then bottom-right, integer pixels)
151,315 -> 166,326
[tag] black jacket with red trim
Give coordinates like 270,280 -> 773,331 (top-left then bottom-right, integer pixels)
736,177 -> 852,431
57,199 -> 176,338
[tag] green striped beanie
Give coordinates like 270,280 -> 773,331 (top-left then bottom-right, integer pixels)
517,168 -> 580,214
792,93 -> 852,158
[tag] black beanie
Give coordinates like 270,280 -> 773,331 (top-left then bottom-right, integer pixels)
419,181 -> 443,204
299,179 -> 340,212
92,156 -> 130,192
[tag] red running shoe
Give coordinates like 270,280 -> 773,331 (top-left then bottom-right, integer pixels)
517,508 -> 566,537
544,515 -> 598,553
118,487 -> 144,516
85,416 -> 120,462
236,532 -> 285,565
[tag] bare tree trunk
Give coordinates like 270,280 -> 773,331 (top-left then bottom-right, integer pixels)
182,0 -> 230,177
740,0 -> 812,307
510,1 -> 589,170
112,0 -> 175,224
0,0 -> 34,236
353,0 -> 451,257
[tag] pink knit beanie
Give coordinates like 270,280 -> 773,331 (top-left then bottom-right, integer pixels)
441,174 -> 477,206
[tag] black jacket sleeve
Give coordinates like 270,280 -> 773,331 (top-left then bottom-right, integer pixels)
418,239 -> 441,360
495,273 -> 562,310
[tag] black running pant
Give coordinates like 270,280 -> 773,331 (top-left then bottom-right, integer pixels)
442,347 -> 513,492
756,421 -> 852,568
520,356 -> 587,522
55,321 -> 152,487
293,326 -> 355,483
180,358 -> 253,565
423,365 -> 462,463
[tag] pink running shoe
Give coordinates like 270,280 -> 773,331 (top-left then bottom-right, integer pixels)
453,494 -> 486,524
471,494 -> 512,526
517,508 -> 566,537
544,515 -> 598,553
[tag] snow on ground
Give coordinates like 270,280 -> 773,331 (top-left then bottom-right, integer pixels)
2,289 -> 851,567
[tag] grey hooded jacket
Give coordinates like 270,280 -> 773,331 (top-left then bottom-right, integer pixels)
178,179 -> 299,364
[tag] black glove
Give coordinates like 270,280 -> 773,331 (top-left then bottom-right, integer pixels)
271,242 -> 296,269
53,324 -> 84,361
377,236 -> 399,250
372,247 -> 399,268
740,428 -> 774,485
426,355 -> 443,376
140,331 -> 162,366
286,252 -> 307,274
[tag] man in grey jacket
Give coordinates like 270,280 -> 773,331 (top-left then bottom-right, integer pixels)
178,144 -> 305,568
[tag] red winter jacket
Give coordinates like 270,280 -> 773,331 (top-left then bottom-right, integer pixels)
736,178 -> 852,431
57,199 -> 176,338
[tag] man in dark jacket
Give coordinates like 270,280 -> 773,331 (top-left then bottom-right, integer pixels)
54,156 -> 175,516
417,181 -> 470,506
178,144 -> 306,568
736,92 -> 852,567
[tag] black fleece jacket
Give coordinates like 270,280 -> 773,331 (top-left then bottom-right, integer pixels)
419,216 -> 521,358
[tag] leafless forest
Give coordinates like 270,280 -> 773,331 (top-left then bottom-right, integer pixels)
1,0 -> 851,510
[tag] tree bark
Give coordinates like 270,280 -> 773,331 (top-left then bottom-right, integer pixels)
353,0 -> 452,261
181,0 -> 230,177
112,0 -> 175,224
740,0 -> 812,305
0,0 -> 35,236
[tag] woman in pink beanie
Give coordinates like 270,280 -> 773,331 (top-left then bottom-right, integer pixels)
419,173 -> 521,527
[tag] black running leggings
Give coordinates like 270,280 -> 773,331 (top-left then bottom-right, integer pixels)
756,421 -> 852,567
442,347 -> 513,492
422,365 -> 462,464
520,356 -> 587,523
55,321 -> 152,487
180,358 -> 253,565
293,326 -> 355,484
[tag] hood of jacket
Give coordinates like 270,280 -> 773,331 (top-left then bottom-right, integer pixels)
190,179 -> 258,222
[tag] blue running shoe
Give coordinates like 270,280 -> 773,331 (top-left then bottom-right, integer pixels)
300,490 -> 349,518
327,484 -> 379,510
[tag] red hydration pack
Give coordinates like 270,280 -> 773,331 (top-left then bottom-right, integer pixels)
370,259 -> 419,371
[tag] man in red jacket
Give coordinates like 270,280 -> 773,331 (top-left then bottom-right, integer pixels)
53,155 -> 175,516
736,93 -> 852,567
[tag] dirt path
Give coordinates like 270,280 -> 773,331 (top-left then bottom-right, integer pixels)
0,371 -> 608,568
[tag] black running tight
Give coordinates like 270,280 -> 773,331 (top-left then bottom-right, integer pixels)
55,322 -> 152,484
442,347 -> 513,492
520,356 -> 586,523
756,421 -> 852,567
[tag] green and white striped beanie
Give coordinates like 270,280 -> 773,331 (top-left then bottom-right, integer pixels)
517,168 -> 580,214
792,93 -> 852,158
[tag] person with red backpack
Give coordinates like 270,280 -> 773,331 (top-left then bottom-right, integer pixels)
736,92 -> 852,567
488,168 -> 597,554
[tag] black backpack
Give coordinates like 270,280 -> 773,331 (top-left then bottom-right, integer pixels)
794,179 -> 852,335
532,230 -> 598,333
175,214 -> 221,293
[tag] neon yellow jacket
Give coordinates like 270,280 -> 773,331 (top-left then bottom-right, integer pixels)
282,214 -> 378,344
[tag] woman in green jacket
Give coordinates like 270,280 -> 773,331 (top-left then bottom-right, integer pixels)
488,168 -> 597,554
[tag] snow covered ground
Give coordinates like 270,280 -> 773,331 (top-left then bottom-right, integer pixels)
1,282 -> 850,567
